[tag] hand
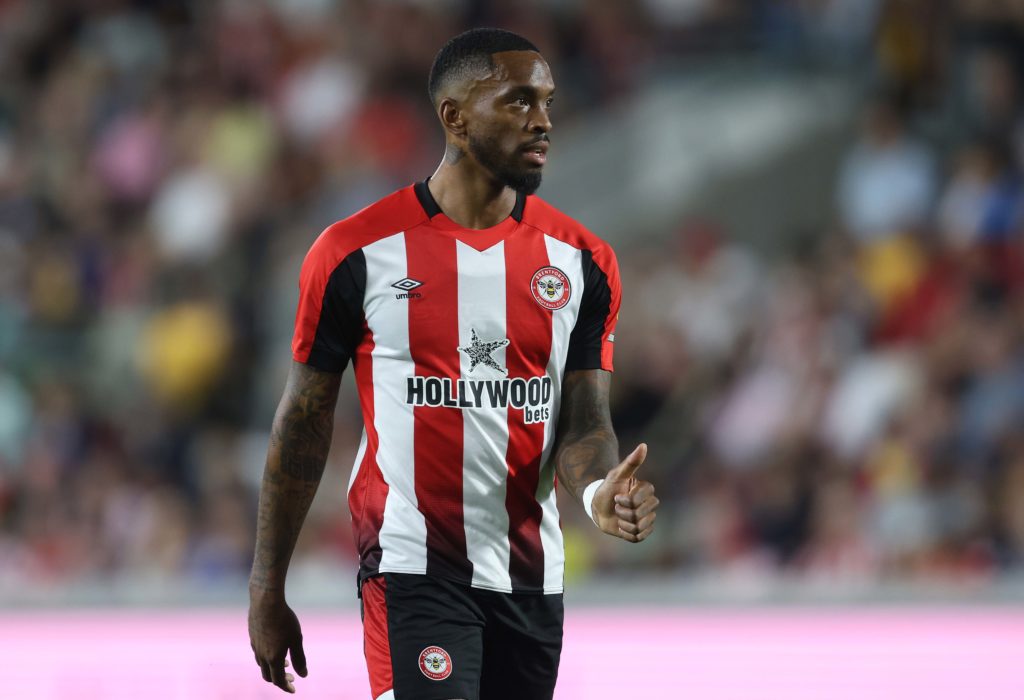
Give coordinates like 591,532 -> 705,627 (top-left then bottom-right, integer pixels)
249,591 -> 308,693
591,443 -> 659,542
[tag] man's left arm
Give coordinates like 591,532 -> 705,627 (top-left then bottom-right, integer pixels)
551,369 -> 658,542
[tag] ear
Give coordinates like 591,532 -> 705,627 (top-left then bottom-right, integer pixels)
438,97 -> 467,138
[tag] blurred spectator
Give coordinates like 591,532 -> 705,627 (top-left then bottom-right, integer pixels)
837,98 -> 937,242
2,0 -> 1024,597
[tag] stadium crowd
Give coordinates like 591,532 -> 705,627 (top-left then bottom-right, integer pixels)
0,0 -> 1022,594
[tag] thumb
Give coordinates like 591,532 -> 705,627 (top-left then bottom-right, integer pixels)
606,443 -> 647,483
292,639 -> 307,677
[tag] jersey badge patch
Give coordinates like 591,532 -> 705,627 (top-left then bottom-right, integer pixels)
531,266 -> 571,310
419,645 -> 453,681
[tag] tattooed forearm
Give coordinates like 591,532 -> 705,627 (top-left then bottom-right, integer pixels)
250,361 -> 341,595
552,370 -> 619,503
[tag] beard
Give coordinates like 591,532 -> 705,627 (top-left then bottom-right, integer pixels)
468,132 -> 543,195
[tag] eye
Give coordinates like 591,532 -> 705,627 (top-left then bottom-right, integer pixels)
515,96 -> 530,107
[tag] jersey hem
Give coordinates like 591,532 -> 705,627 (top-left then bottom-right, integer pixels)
365,565 -> 564,595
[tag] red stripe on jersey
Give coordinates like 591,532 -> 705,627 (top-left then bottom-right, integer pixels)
361,576 -> 394,698
406,229 -> 471,582
348,320 -> 388,573
503,228 -> 552,590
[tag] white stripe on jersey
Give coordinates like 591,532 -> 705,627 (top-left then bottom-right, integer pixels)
363,232 -> 428,574
456,240 -> 513,592
538,234 -> 586,592
347,429 -> 368,494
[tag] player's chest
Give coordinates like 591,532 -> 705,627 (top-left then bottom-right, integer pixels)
362,236 -> 581,322
359,232 -> 583,363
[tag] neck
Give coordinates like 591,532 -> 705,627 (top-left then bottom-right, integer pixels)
427,148 -> 518,230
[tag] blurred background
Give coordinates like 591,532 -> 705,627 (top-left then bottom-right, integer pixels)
2,0 -> 1024,625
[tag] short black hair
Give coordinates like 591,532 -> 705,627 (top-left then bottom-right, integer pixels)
428,28 -> 539,105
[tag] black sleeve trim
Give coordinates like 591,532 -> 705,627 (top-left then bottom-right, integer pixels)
565,249 -> 611,371
306,249 -> 367,372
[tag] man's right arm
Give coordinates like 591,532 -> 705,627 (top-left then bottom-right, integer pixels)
248,360 -> 341,693
250,360 -> 341,594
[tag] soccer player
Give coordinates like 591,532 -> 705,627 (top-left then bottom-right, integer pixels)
248,28 -> 659,699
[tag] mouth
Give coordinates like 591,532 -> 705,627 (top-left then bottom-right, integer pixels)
521,140 -> 548,166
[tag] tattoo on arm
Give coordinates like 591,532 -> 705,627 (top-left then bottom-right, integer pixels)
552,370 -> 619,504
250,361 -> 341,594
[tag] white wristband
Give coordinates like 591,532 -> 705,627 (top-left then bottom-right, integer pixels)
582,479 -> 605,525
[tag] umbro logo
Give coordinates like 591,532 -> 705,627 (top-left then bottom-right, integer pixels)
392,278 -> 423,291
392,278 -> 423,300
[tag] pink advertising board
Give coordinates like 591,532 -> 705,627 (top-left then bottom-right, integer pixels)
2,608 -> 1021,698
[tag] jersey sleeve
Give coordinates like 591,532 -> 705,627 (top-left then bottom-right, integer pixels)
565,246 -> 621,372
291,245 -> 367,373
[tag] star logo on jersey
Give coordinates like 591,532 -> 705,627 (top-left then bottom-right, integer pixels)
457,328 -> 509,375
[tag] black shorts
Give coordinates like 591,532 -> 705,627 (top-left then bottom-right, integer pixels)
360,573 -> 564,700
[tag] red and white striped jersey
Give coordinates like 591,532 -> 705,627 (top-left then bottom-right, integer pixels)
292,181 -> 620,594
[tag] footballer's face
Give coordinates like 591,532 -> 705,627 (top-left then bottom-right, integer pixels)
463,51 -> 554,195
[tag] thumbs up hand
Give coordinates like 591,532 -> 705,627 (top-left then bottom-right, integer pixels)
591,443 -> 659,543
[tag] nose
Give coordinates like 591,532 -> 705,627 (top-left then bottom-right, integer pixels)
528,104 -> 552,134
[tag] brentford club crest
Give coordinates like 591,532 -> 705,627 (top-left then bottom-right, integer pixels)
531,266 -> 571,310
419,646 -> 453,681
